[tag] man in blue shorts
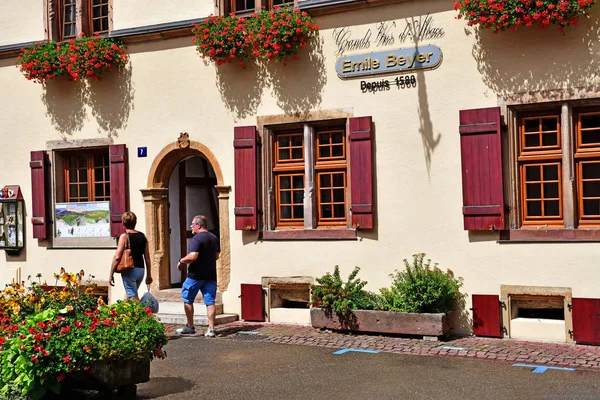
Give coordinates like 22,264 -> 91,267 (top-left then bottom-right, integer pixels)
175,215 -> 220,337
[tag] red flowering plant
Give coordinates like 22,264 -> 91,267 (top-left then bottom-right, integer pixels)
0,270 -> 167,399
246,7 -> 319,63
17,35 -> 128,83
454,0 -> 599,32
192,14 -> 252,67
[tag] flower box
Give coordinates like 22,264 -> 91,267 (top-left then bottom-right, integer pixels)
63,357 -> 150,394
310,308 -> 452,339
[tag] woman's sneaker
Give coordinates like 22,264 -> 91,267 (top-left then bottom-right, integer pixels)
176,325 -> 196,335
204,328 -> 215,337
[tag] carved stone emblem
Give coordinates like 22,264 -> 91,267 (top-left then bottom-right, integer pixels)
177,132 -> 190,149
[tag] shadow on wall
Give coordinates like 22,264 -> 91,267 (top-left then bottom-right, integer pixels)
215,32 -> 326,120
471,13 -> 600,101
41,63 -> 135,138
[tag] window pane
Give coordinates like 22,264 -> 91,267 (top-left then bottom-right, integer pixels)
526,183 -> 541,199
319,147 -> 330,158
543,183 -> 559,199
332,145 -> 343,157
332,132 -> 343,143
333,189 -> 344,203
321,204 -> 332,218
280,191 -> 291,205
293,190 -> 303,203
527,201 -> 542,216
524,119 -> 539,133
293,206 -> 304,218
95,184 -> 104,197
280,206 -> 291,219
525,134 -> 540,148
278,136 -> 290,147
525,166 -> 541,181
544,200 -> 560,216
581,114 -> 600,129
69,169 -> 77,182
69,184 -> 78,199
292,135 -> 303,147
291,148 -> 303,160
102,18 -> 109,32
319,134 -> 331,145
102,5 -> 109,17
280,176 -> 290,189
583,181 -> 600,198
543,165 -> 558,181
292,175 -> 304,189
94,19 -> 102,32
541,133 -> 558,147
581,129 -> 600,145
320,174 -> 331,187
582,163 -> 600,179
583,200 -> 600,216
541,118 -> 557,132
320,189 -> 331,203
79,154 -> 88,167
333,204 -> 345,218
279,149 -> 290,160
79,169 -> 87,182
95,168 -> 104,182
93,6 -> 101,18
332,173 -> 344,187
80,184 -> 88,199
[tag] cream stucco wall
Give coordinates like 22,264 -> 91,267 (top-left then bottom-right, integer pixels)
113,0 -> 214,30
2,0 -> 600,335
0,0 -> 44,46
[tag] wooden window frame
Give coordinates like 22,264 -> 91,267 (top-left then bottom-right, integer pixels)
46,0 -> 112,41
63,149 -> 110,203
266,121 -> 350,231
507,102 -> 600,232
221,0 -> 298,16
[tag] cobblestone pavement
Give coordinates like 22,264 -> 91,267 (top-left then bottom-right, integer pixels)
163,321 -> 600,371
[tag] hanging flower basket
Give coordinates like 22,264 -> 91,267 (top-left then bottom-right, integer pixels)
246,7 -> 319,63
17,36 -> 128,83
192,7 -> 319,67
454,0 -> 599,32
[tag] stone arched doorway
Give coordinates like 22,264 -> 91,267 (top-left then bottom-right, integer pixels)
141,133 -> 231,292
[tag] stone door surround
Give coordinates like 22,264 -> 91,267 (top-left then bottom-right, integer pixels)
142,134 -> 231,292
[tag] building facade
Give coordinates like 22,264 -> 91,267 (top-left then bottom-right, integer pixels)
2,0 -> 600,344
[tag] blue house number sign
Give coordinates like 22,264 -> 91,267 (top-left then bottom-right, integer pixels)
137,147 -> 147,158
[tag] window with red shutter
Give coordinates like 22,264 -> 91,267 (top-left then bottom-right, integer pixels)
458,107 -> 505,231
109,144 -> 128,237
349,116 -> 374,230
234,126 -> 259,231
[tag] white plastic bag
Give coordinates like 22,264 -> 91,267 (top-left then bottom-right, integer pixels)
141,285 -> 159,314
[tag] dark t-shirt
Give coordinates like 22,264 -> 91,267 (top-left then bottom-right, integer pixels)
187,231 -> 220,281
126,231 -> 147,269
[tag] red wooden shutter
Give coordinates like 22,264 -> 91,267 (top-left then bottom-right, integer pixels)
29,151 -> 49,239
241,284 -> 264,322
233,126 -> 258,231
471,294 -> 502,338
349,116 -> 374,229
459,107 -> 505,230
109,144 -> 128,237
572,298 -> 600,344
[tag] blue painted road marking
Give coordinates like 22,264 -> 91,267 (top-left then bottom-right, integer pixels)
333,348 -> 380,355
513,363 -> 575,374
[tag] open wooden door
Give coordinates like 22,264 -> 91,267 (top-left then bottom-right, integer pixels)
471,294 -> 502,338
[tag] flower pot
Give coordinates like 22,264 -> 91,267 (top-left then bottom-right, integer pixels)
310,308 -> 452,339
63,356 -> 150,392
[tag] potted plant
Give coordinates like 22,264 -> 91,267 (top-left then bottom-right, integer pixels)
192,14 -> 252,67
17,35 -> 128,83
0,269 -> 167,399
454,0 -> 598,32
310,254 -> 466,339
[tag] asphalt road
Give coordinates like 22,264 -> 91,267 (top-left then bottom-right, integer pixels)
79,336 -> 600,400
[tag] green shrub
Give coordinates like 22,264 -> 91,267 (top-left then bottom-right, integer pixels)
310,266 -> 378,316
378,253 -> 465,314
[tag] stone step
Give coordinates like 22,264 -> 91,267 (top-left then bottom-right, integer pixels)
156,313 -> 238,326
153,288 -> 223,303
159,301 -> 223,315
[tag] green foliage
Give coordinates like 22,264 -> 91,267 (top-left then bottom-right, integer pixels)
310,266 -> 378,316
378,253 -> 466,314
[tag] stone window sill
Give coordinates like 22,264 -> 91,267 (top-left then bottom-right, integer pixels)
261,229 -> 357,241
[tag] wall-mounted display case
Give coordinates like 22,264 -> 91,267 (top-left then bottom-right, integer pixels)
0,185 -> 24,255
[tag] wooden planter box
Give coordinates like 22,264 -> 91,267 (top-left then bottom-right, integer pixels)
63,357 -> 150,394
311,308 -> 451,339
